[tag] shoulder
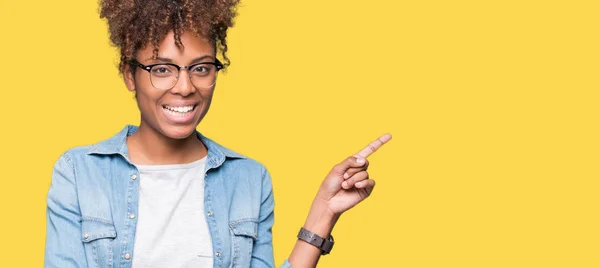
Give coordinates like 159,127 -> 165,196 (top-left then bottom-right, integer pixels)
61,145 -> 94,158
200,134 -> 268,171
58,125 -> 135,163
53,125 -> 133,173
201,136 -> 272,183
219,145 -> 269,177
54,145 -> 94,167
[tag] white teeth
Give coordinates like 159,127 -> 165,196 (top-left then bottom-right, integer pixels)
163,105 -> 195,117
164,105 -> 194,113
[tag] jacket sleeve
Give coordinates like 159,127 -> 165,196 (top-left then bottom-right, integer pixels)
45,153 -> 88,268
250,166 -> 293,268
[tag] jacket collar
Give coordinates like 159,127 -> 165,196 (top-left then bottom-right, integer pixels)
87,125 -> 246,168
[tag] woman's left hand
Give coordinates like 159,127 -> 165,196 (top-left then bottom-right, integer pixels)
289,134 -> 392,267
316,134 -> 392,216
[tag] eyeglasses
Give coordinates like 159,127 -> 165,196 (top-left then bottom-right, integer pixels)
129,59 -> 224,90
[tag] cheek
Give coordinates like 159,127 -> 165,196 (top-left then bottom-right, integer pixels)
201,88 -> 215,101
135,86 -> 163,115
199,90 -> 215,110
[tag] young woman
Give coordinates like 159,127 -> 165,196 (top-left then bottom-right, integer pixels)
44,0 -> 391,267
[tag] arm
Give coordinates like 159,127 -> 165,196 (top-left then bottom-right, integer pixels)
249,166 -> 277,267
286,200 -> 339,267
288,134 -> 392,268
45,153 -> 88,268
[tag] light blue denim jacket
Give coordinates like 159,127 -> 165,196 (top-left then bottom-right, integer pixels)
45,125 -> 293,268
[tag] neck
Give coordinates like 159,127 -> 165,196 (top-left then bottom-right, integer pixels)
126,123 -> 207,165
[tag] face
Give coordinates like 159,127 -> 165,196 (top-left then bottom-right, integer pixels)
124,31 -> 217,140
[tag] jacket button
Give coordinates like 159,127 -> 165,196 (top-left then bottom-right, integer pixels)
83,233 -> 89,239
131,174 -> 137,180
207,211 -> 213,217
129,213 -> 136,219
215,252 -> 221,257
124,253 -> 131,260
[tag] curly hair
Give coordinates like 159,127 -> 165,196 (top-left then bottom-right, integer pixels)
99,0 -> 240,74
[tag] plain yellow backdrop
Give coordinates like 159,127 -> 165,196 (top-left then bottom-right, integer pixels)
0,0 -> 599,267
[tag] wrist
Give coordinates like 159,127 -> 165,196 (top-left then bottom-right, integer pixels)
297,227 -> 335,255
303,199 -> 340,238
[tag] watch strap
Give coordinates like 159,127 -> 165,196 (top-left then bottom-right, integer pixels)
297,227 -> 334,255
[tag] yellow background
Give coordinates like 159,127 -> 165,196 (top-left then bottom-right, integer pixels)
0,0 -> 599,267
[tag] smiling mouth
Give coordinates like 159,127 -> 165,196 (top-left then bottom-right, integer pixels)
162,105 -> 197,117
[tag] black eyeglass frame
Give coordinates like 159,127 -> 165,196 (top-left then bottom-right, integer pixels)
127,59 -> 224,89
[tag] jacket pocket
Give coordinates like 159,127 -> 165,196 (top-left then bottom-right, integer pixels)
81,219 -> 117,268
229,219 -> 258,268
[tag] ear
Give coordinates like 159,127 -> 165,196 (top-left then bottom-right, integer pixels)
123,64 -> 136,92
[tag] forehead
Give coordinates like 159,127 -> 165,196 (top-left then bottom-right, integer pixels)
137,30 -> 215,61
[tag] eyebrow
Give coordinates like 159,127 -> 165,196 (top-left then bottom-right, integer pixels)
144,55 -> 215,64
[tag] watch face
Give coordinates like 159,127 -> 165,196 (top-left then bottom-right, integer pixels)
322,236 -> 334,255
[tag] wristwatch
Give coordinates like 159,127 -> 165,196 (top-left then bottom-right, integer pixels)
297,227 -> 334,255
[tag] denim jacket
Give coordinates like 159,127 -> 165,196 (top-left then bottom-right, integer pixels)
45,125 -> 293,268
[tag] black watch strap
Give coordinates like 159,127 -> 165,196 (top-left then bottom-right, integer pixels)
297,227 -> 334,255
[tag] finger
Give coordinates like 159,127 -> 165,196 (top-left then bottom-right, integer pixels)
355,179 -> 375,193
343,160 -> 370,179
332,156 -> 367,175
342,171 -> 369,189
354,133 -> 392,159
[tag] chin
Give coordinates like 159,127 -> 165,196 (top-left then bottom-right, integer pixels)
161,124 -> 197,140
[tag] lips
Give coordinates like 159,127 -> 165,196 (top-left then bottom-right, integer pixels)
163,105 -> 195,114
161,104 -> 198,123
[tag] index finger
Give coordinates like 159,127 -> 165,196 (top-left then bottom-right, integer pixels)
354,133 -> 392,159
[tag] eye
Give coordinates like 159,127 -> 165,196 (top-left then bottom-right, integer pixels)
190,64 -> 214,75
150,65 -> 175,77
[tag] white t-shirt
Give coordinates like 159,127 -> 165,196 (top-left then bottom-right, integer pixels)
132,157 -> 213,268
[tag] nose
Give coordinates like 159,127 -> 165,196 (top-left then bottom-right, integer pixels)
170,69 -> 195,96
